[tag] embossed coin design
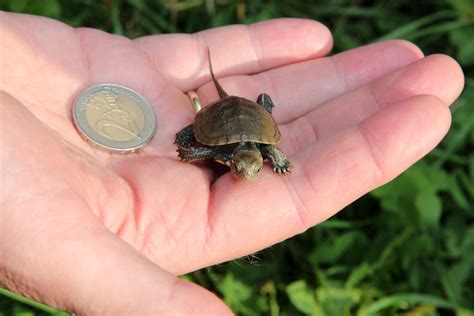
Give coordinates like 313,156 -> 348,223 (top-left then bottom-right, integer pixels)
73,84 -> 157,153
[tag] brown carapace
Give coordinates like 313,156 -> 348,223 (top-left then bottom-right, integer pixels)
175,50 -> 292,180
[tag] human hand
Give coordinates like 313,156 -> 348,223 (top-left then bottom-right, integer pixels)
0,11 -> 464,314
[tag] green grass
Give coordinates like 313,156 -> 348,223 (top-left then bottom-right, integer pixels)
1,0 -> 473,315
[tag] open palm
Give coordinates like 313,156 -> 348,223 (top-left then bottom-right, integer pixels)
0,12 -> 464,314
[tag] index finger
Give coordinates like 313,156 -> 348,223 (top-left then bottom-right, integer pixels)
133,18 -> 333,91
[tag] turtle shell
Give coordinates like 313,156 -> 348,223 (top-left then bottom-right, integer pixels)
194,96 -> 281,146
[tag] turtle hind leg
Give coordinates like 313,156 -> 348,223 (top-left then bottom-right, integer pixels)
175,124 -> 195,147
257,93 -> 274,114
261,144 -> 292,174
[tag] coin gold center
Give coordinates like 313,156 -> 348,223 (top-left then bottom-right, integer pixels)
84,91 -> 146,141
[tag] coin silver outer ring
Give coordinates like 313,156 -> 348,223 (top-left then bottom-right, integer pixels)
73,84 -> 157,153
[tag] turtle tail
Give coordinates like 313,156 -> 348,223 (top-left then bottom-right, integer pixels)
207,48 -> 228,99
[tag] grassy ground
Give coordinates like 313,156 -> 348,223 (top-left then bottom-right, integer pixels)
1,0 -> 473,315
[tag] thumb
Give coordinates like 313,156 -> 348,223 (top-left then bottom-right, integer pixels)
3,222 -> 232,315
0,91 -> 231,315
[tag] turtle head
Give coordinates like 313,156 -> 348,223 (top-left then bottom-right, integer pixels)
230,144 -> 263,180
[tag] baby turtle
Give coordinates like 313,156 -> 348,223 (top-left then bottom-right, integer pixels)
175,52 -> 292,180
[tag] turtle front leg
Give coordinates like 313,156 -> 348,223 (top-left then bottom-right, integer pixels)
177,146 -> 231,164
175,124 -> 195,147
256,93 -> 274,114
261,144 -> 292,174
177,146 -> 215,162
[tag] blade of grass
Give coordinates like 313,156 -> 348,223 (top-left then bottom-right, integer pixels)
376,10 -> 458,41
280,3 -> 383,17
407,20 -> 469,41
127,0 -> 174,32
111,0 -> 123,35
317,219 -> 367,229
358,293 -> 460,316
433,114 -> 474,168
371,227 -> 413,272
0,288 -> 68,315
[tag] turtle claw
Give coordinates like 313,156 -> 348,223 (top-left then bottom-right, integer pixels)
272,160 -> 292,175
177,147 -> 192,162
175,138 -> 194,148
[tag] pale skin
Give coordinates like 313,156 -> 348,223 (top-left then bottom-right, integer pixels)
0,11 -> 464,315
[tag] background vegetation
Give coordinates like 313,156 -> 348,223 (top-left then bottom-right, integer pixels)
1,0 -> 473,315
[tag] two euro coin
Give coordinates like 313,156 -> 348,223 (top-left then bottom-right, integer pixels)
73,84 -> 156,153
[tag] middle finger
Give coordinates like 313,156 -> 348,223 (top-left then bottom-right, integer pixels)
197,39 -> 424,123
278,53 -> 464,156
